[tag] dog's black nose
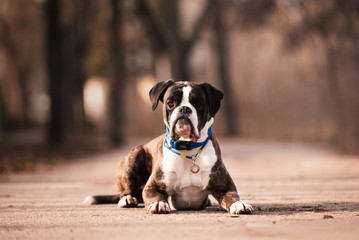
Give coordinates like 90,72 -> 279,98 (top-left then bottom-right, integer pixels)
179,106 -> 192,114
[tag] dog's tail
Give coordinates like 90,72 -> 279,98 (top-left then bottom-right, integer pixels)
83,194 -> 121,205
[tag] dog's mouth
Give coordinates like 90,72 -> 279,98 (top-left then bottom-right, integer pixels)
171,117 -> 199,142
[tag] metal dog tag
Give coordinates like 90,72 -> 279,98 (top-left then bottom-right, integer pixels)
191,163 -> 200,174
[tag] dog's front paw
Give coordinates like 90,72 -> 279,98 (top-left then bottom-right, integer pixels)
230,201 -> 253,214
147,201 -> 170,214
118,195 -> 138,208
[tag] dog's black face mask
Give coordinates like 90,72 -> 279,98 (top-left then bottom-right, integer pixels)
149,80 -> 224,142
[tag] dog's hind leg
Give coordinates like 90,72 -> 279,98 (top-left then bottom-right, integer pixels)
83,145 -> 153,207
116,145 -> 153,208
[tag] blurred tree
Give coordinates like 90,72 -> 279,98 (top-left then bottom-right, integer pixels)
61,0 -> 96,132
109,0 -> 125,146
44,0 -> 96,145
0,2 -> 35,127
283,0 -> 359,153
44,0 -> 65,145
214,0 -> 238,136
234,0 -> 276,30
137,0 -> 215,81
0,86 -> 3,131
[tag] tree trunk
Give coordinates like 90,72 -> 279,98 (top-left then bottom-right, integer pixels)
0,86 -> 4,131
44,0 -> 65,145
60,1 -> 94,133
214,0 -> 238,136
18,69 -> 29,125
109,0 -> 125,146
165,0 -> 188,81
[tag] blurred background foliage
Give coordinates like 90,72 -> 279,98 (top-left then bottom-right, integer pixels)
0,0 -> 359,172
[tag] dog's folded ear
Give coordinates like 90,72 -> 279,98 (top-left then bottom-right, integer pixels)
199,83 -> 224,117
149,79 -> 175,111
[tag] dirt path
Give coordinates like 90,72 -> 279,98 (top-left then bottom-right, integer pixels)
1,139 -> 359,240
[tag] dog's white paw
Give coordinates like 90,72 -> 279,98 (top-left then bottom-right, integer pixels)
83,196 -> 96,205
147,201 -> 170,214
118,195 -> 138,208
230,200 -> 253,214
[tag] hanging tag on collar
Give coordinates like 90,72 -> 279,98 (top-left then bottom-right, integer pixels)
191,163 -> 200,174
191,157 -> 200,174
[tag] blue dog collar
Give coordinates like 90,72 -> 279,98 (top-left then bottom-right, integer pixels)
164,124 -> 212,153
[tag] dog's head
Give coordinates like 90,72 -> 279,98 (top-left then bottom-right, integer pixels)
149,80 -> 224,141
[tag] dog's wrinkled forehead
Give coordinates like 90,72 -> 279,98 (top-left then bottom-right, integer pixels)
163,83 -> 186,102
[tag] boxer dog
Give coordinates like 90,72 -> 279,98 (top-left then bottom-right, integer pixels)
84,80 -> 253,214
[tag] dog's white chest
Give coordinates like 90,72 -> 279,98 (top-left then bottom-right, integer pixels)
162,140 -> 217,209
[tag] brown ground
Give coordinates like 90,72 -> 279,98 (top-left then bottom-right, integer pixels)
1,139 -> 359,240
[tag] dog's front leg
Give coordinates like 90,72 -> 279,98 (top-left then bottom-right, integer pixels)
143,170 -> 170,214
217,191 -> 253,214
207,161 -> 253,214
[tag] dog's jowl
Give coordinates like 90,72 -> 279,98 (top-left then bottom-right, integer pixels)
83,80 -> 253,214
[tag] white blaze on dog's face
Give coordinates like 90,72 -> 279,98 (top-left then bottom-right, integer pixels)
167,84 -> 199,141
149,80 -> 224,142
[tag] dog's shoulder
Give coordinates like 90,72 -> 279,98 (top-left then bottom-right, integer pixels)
142,134 -> 165,169
144,134 -> 165,152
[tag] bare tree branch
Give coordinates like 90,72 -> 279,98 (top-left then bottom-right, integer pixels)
136,0 -> 169,51
182,0 -> 215,56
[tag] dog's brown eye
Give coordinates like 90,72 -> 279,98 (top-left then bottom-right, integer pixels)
167,101 -> 175,108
